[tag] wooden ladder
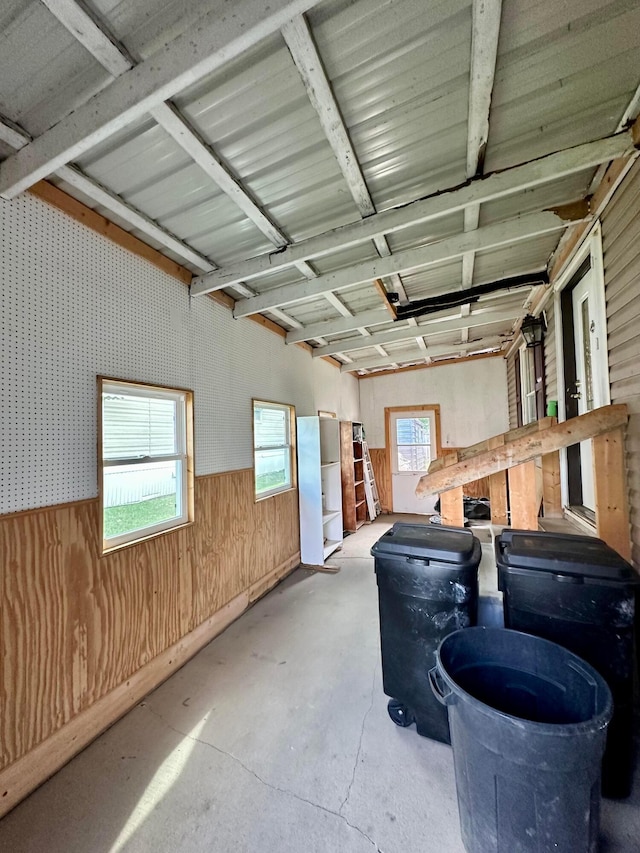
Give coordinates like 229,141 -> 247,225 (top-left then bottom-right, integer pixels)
362,440 -> 381,520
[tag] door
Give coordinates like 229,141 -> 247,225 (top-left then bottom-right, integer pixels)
390,410 -> 437,514
571,268 -> 607,511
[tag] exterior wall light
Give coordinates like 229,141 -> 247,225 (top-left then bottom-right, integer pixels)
521,314 -> 546,347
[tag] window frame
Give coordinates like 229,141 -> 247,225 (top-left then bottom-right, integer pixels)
392,413 -> 435,474
519,344 -> 538,426
98,377 -> 194,555
252,399 -> 297,501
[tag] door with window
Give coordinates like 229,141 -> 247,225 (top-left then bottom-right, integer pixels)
570,268 -> 606,511
389,408 -> 438,514
558,230 -> 610,517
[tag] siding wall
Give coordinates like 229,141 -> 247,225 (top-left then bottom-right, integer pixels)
543,299 -> 558,406
0,192 -> 359,811
507,353 -> 518,429
601,158 -> 640,565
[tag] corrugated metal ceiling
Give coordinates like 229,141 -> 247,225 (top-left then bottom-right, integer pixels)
1,0 -> 639,374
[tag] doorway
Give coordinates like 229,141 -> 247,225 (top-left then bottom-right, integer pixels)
556,226 -> 610,517
386,405 -> 441,514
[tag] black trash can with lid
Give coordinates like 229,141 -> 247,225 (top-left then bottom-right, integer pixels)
430,627 -> 613,853
371,522 -> 481,743
495,528 -> 640,798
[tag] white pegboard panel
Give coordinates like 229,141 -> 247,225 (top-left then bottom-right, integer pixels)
1,193 -> 315,514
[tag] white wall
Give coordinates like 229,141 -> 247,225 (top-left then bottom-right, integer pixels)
359,357 -> 509,449
0,193 -> 359,514
312,358 -> 360,421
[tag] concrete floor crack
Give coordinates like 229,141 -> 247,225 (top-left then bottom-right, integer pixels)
144,704 -> 384,852
339,663 -> 377,816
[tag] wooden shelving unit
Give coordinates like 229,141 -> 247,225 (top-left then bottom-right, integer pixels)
298,417 -> 343,565
341,421 -> 369,533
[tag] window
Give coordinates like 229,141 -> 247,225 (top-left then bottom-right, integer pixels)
99,378 -> 194,553
519,345 -> 537,425
253,400 -> 296,499
393,414 -> 435,473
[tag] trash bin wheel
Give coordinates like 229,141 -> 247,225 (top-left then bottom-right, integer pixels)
387,699 -> 413,727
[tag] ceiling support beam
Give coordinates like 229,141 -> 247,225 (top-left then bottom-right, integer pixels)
0,116 -> 215,272
282,15 -> 374,218
282,15 -> 398,281
312,306 -> 519,357
461,0 -> 503,310
191,128 -> 636,295
38,0 -> 315,283
233,210 -> 579,316
286,307 -> 392,343
38,0 -> 133,76
151,102 -> 288,247
466,0 -> 502,180
340,336 -> 506,373
286,298 -> 512,344
0,0 -> 322,198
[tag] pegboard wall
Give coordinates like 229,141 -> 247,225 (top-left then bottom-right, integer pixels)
0,193 -> 322,514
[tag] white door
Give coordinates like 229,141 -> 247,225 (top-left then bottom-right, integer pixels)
390,410 -> 437,514
571,268 -> 607,511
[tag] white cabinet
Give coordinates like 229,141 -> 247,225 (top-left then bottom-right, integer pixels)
297,416 -> 343,566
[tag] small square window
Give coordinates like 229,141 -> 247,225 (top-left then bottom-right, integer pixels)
99,378 -> 194,553
253,400 -> 296,499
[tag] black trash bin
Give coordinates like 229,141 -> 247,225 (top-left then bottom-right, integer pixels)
495,529 -> 640,798
431,627 -> 613,853
371,522 -> 481,743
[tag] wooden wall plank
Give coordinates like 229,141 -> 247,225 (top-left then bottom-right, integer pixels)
369,448 -> 392,513
593,429 -> 631,561
508,461 -> 539,530
0,469 -> 300,780
541,451 -> 562,518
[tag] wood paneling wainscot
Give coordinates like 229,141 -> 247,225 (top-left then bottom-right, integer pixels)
0,469 -> 300,816
369,448 -> 392,513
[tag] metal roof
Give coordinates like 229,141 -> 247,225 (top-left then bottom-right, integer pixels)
1,0 -> 639,374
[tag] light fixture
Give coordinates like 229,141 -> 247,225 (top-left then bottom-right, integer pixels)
521,314 -> 546,347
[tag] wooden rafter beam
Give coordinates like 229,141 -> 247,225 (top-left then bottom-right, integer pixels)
149,102 -> 314,281
39,0 -> 133,76
415,405 -> 629,497
232,210 -> 578,316
0,116 -> 215,272
312,305 -> 518,358
0,0 -> 322,199
37,1 -> 315,282
191,129 -> 636,295
461,0 -> 503,304
340,335 -> 505,373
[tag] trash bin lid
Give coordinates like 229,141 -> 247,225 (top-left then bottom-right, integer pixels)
371,522 -> 479,565
496,529 -> 639,584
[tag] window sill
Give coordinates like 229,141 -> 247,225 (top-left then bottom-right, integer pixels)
101,519 -> 194,556
255,485 -> 297,503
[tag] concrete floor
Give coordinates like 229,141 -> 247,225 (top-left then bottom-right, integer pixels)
1,515 -> 639,852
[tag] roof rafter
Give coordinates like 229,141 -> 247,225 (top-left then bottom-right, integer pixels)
0,116 -> 215,272
462,0 -> 503,296
191,129 -> 635,295
0,0 -> 322,199
38,0 -> 316,283
232,210 -> 579,316
286,307 -> 392,343
282,15 -> 400,288
39,0 -> 133,76
149,102 -> 315,280
341,336 -> 506,373
312,306 -> 519,358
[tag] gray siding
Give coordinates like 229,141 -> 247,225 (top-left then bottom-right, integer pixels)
507,353 -> 518,430
601,158 -> 640,566
543,299 -> 558,407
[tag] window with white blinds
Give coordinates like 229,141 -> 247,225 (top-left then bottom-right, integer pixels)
99,378 -> 193,553
253,400 -> 296,499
